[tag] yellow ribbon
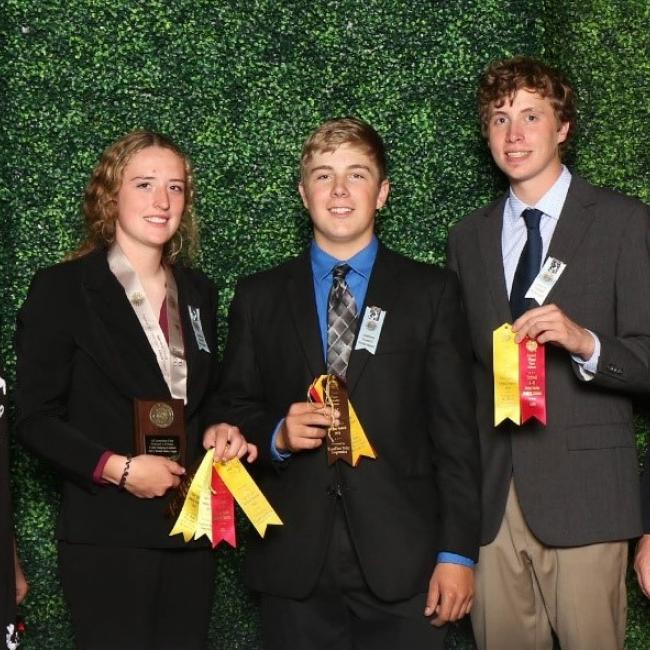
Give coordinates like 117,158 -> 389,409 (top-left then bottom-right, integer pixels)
170,450 -> 283,542
493,323 -> 520,425
169,448 -> 213,542
214,457 -> 283,538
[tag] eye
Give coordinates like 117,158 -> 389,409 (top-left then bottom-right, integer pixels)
492,115 -> 507,126
525,113 -> 539,122
169,184 -> 185,193
316,173 -> 331,181
136,181 -> 152,189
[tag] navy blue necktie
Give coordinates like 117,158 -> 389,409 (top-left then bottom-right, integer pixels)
510,208 -> 543,321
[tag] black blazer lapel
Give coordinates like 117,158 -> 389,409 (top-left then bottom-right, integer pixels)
345,245 -> 401,396
478,197 -> 512,324
82,250 -> 170,399
175,266 -> 213,419
286,253 -> 326,379
544,175 -> 597,304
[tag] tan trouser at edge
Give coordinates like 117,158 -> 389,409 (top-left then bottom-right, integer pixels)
471,481 -> 627,650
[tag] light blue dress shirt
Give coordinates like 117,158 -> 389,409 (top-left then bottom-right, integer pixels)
272,236 -> 473,567
502,166 -> 600,375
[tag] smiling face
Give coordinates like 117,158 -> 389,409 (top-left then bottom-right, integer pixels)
487,89 -> 570,203
114,146 -> 186,256
299,143 -> 390,259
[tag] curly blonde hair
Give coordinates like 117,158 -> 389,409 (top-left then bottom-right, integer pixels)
72,130 -> 198,263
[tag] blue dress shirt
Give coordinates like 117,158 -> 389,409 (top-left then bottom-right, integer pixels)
272,236 -> 473,568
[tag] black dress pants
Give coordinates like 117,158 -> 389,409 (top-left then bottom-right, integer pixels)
58,541 -> 216,650
260,503 -> 446,650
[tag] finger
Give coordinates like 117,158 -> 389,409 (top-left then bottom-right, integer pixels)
437,592 -> 455,624
636,570 -> 650,598
424,581 -> 439,617
290,436 -> 324,450
288,401 -> 327,416
517,319 -> 560,343
512,305 -> 550,331
213,426 -> 232,460
224,432 -> 245,460
246,444 -> 258,463
203,427 -> 217,449
168,461 -> 186,476
448,592 -> 464,621
291,412 -> 334,428
513,303 -> 562,334
294,425 -> 329,439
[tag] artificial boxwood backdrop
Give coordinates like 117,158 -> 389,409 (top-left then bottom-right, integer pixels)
1,1 -> 648,647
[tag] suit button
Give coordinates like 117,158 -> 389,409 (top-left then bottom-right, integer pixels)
326,484 -> 344,497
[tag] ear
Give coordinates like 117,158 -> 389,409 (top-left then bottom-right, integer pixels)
298,182 -> 309,210
376,179 -> 390,210
557,121 -> 570,144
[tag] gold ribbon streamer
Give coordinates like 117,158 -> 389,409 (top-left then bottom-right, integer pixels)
169,449 -> 213,542
170,450 -> 283,541
214,457 -> 283,538
493,323 -> 520,425
348,400 -> 376,465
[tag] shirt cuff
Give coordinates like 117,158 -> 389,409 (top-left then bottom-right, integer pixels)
271,420 -> 291,462
436,552 -> 475,567
92,450 -> 114,485
571,330 -> 601,380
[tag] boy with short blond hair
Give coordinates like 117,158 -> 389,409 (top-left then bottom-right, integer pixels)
215,117 -> 481,649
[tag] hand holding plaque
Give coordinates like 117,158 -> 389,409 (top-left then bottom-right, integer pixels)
134,398 -> 186,466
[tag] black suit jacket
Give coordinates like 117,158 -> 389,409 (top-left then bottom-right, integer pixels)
15,249 -> 220,548
214,243 -> 480,601
448,175 -> 650,547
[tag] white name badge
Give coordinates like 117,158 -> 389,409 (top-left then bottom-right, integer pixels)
354,306 -> 387,355
525,256 -> 566,305
188,306 -> 211,353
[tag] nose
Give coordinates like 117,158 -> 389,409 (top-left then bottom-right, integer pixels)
153,186 -> 170,210
506,123 -> 523,143
331,175 -> 349,197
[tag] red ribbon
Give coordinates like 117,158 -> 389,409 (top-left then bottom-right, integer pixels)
519,337 -> 547,425
211,467 -> 236,548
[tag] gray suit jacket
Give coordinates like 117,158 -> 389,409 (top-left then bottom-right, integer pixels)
448,174 -> 650,547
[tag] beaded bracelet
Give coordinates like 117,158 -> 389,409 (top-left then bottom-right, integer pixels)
118,455 -> 132,490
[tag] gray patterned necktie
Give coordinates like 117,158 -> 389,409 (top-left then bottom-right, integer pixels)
327,264 -> 357,378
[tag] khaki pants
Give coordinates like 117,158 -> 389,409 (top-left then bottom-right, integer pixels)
471,482 -> 627,650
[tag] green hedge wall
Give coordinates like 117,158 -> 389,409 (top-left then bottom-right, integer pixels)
1,1 -> 648,647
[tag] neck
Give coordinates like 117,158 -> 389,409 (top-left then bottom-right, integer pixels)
115,237 -> 165,279
314,234 -> 373,261
510,163 -> 563,206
